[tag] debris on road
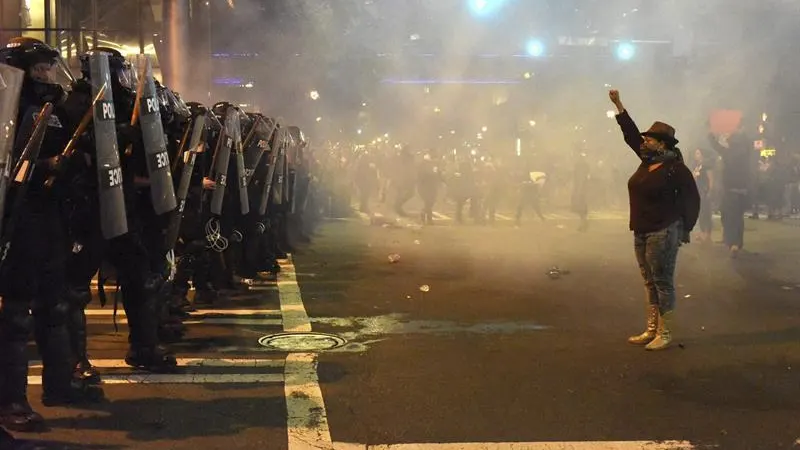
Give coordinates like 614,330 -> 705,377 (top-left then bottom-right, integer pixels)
546,266 -> 571,279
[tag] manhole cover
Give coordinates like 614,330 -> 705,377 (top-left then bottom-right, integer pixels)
258,332 -> 347,352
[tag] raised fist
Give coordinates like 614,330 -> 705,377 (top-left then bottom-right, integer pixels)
609,90 -> 621,105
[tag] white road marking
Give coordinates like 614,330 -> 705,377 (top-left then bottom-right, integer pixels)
28,373 -> 282,385
85,317 -> 282,326
495,213 -> 513,221
83,308 -> 282,317
333,441 -> 703,450
249,285 -> 279,291
278,257 -> 312,333
279,255 -> 335,450
182,318 -> 283,326
432,212 -> 451,220
30,358 -> 285,369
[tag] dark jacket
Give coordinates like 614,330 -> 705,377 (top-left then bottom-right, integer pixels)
616,110 -> 701,234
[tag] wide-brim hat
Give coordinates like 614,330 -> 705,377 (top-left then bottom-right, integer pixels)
641,121 -> 679,146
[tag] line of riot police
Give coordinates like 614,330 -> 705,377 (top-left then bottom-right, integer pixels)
0,37 -> 312,433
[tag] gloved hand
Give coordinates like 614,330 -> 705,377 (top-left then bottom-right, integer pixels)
117,123 -> 142,150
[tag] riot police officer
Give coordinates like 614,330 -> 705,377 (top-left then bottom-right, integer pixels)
61,47 -> 176,377
0,37 -> 102,433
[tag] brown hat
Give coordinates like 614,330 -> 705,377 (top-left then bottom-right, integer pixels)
641,121 -> 679,146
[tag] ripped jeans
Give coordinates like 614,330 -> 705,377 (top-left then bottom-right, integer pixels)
634,220 -> 682,315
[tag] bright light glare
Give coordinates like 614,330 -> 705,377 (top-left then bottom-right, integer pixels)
525,40 -> 545,57
310,90 -> 320,100
615,42 -> 636,61
468,0 -> 507,17
606,110 -> 616,118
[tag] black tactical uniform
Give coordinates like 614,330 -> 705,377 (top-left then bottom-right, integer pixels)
61,47 -> 176,377
0,37 -> 102,433
170,102 -> 221,308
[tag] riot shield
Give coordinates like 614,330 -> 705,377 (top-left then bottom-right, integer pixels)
271,130 -> 288,208
0,103 -> 53,271
210,107 -> 237,215
257,127 -> 283,216
165,113 -> 205,250
135,55 -> 177,215
0,64 -> 24,239
90,52 -> 128,239
233,112 -> 249,215
242,116 -> 277,184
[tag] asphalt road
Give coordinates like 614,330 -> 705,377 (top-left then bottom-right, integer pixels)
5,200 -> 800,450
302,201 -> 800,450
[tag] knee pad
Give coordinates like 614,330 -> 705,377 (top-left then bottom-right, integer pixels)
184,239 -> 207,255
0,306 -> 33,341
143,273 -> 165,298
33,299 -> 70,327
65,286 -> 92,309
177,253 -> 196,268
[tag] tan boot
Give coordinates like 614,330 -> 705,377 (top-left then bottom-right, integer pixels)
645,311 -> 674,351
628,305 -> 658,345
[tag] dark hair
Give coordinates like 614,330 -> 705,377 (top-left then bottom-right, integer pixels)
672,147 -> 684,163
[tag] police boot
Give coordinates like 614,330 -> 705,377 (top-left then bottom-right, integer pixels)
36,319 -> 104,407
0,340 -> 45,432
255,271 -> 278,283
193,288 -> 218,306
124,275 -> 178,373
158,299 -> 187,344
0,425 -> 13,441
66,289 -> 101,385
125,345 -> 178,373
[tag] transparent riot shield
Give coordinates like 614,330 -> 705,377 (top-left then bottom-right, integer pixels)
0,64 -> 24,238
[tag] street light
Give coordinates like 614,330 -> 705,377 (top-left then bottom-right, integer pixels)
481,126 -> 488,132
529,120 -> 536,127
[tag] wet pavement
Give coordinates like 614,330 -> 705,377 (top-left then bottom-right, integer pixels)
5,203 -> 800,449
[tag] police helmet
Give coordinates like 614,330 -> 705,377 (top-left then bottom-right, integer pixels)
79,47 -> 135,90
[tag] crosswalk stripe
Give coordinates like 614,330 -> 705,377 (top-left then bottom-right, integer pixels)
333,441 -> 702,449
83,308 -> 282,317
86,317 -> 282,326
27,373 -> 283,385
181,318 -> 282,326
29,358 -> 285,369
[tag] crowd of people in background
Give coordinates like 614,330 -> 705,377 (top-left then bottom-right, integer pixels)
309,129 -> 797,256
